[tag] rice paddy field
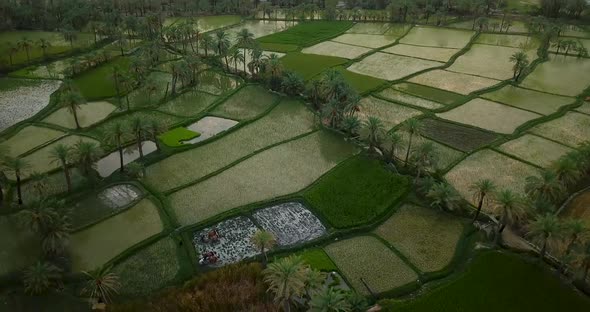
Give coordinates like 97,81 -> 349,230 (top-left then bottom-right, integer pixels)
167,131 -> 356,224
69,198 -> 163,271
375,204 -> 465,272
519,55 -> 590,96
436,98 -> 541,134
348,52 -> 443,81
528,111 -> 590,148
358,96 -> 422,130
481,85 -> 575,115
324,236 -> 418,295
2,17 -> 590,308
408,70 -> 500,95
498,134 -> 573,168
445,149 -> 540,208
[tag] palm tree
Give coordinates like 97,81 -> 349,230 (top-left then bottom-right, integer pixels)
427,182 -> 461,211
42,214 -> 72,255
564,219 -> 587,255
282,72 -> 305,96
251,230 -> 276,268
19,199 -> 59,233
38,38 -> 51,59
493,189 -> 526,245
49,144 -> 72,193
341,116 -> 361,138
525,170 -> 564,203
309,287 -> 351,312
410,141 -> 438,181
23,261 -> 62,295
7,43 -> 19,66
577,241 -> 590,281
105,123 -> 128,173
19,37 -> 33,63
509,51 -> 529,81
0,146 -> 7,206
131,117 -> 146,160
214,30 -> 231,71
70,140 -> 102,178
403,118 -> 422,166
360,117 -> 385,154
384,131 -> 402,164
82,266 -> 121,304
266,53 -> 284,83
229,48 -> 244,73
470,179 -> 496,223
527,214 -> 562,260
236,28 -> 255,73
143,77 -> 159,106
200,33 -> 213,57
304,268 -> 325,300
3,156 -> 30,205
147,120 -> 165,152
29,172 -> 48,198
60,81 -> 86,129
552,156 -> 582,187
263,256 -> 308,312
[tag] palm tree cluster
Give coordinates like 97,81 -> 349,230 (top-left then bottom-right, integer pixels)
264,256 -> 367,312
552,38 -> 589,57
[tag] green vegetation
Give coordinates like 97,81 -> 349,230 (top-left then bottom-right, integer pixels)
281,52 -> 348,79
294,248 -> 338,272
383,252 -> 590,311
0,215 -> 41,276
259,42 -> 299,52
391,83 -> 463,105
481,85 -> 574,115
0,126 -> 65,157
257,21 -> 353,46
210,85 -> 278,120
420,118 -> 498,152
73,57 -> 131,100
305,156 -> 409,228
158,127 -> 200,147
334,67 -> 386,94
43,101 -> 117,129
158,91 -> 218,116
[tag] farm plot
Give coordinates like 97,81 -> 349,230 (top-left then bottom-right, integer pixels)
437,98 -> 541,134
227,20 -> 298,43
393,135 -> 465,171
302,41 -> 371,59
449,19 -> 528,33
159,128 -> 200,147
346,22 -> 395,35
281,53 -> 348,79
145,100 -> 315,192
334,67 -> 387,94
498,134 -> 573,168
74,57 -> 131,100
377,88 -> 445,110
391,83 -> 463,105
324,236 -> 418,295
90,110 -> 184,144
295,248 -> 338,272
577,102 -> 590,115
96,141 -> 157,178
195,71 -> 240,95
168,131 -> 356,225
193,216 -> 259,266
448,44 -> 537,80
420,118 -> 498,152
445,149 -> 540,208
12,135 -> 99,180
113,237 -> 180,296
182,117 -> 238,144
70,183 -> 143,229
0,125 -> 64,157
10,58 -> 70,79
210,85 -> 278,120
252,202 -> 326,246
125,71 -> 173,108
408,70 -> 500,95
256,21 -> 352,46
332,33 -> 397,48
19,169 -> 86,205
169,15 -> 241,32
304,156 -> 409,228
529,112 -> 590,148
42,101 -> 117,129
69,198 -> 163,271
375,204 -> 464,273
0,79 -> 61,131
348,52 -> 443,80
399,26 -> 474,49
158,90 -> 218,116
383,44 -> 459,62
481,85 -> 574,115
476,33 -> 540,49
0,214 -> 41,276
520,55 -> 590,96
358,96 -> 422,130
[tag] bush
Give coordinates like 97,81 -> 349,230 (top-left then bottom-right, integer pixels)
304,156 -> 410,228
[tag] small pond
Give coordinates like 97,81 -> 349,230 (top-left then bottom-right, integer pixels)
252,202 -> 327,247
182,116 -> 238,144
71,183 -> 143,230
96,141 -> 157,177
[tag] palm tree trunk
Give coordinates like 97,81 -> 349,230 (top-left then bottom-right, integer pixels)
137,133 -> 144,159
243,48 -> 247,73
62,161 -> 72,193
404,133 -> 413,166
16,173 -> 23,205
261,247 -> 267,268
283,300 -> 291,312
0,181 -> 4,207
540,234 -> 548,260
118,139 -> 125,172
72,106 -> 81,129
583,261 -> 590,281
566,235 -> 577,255
473,194 -> 484,223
